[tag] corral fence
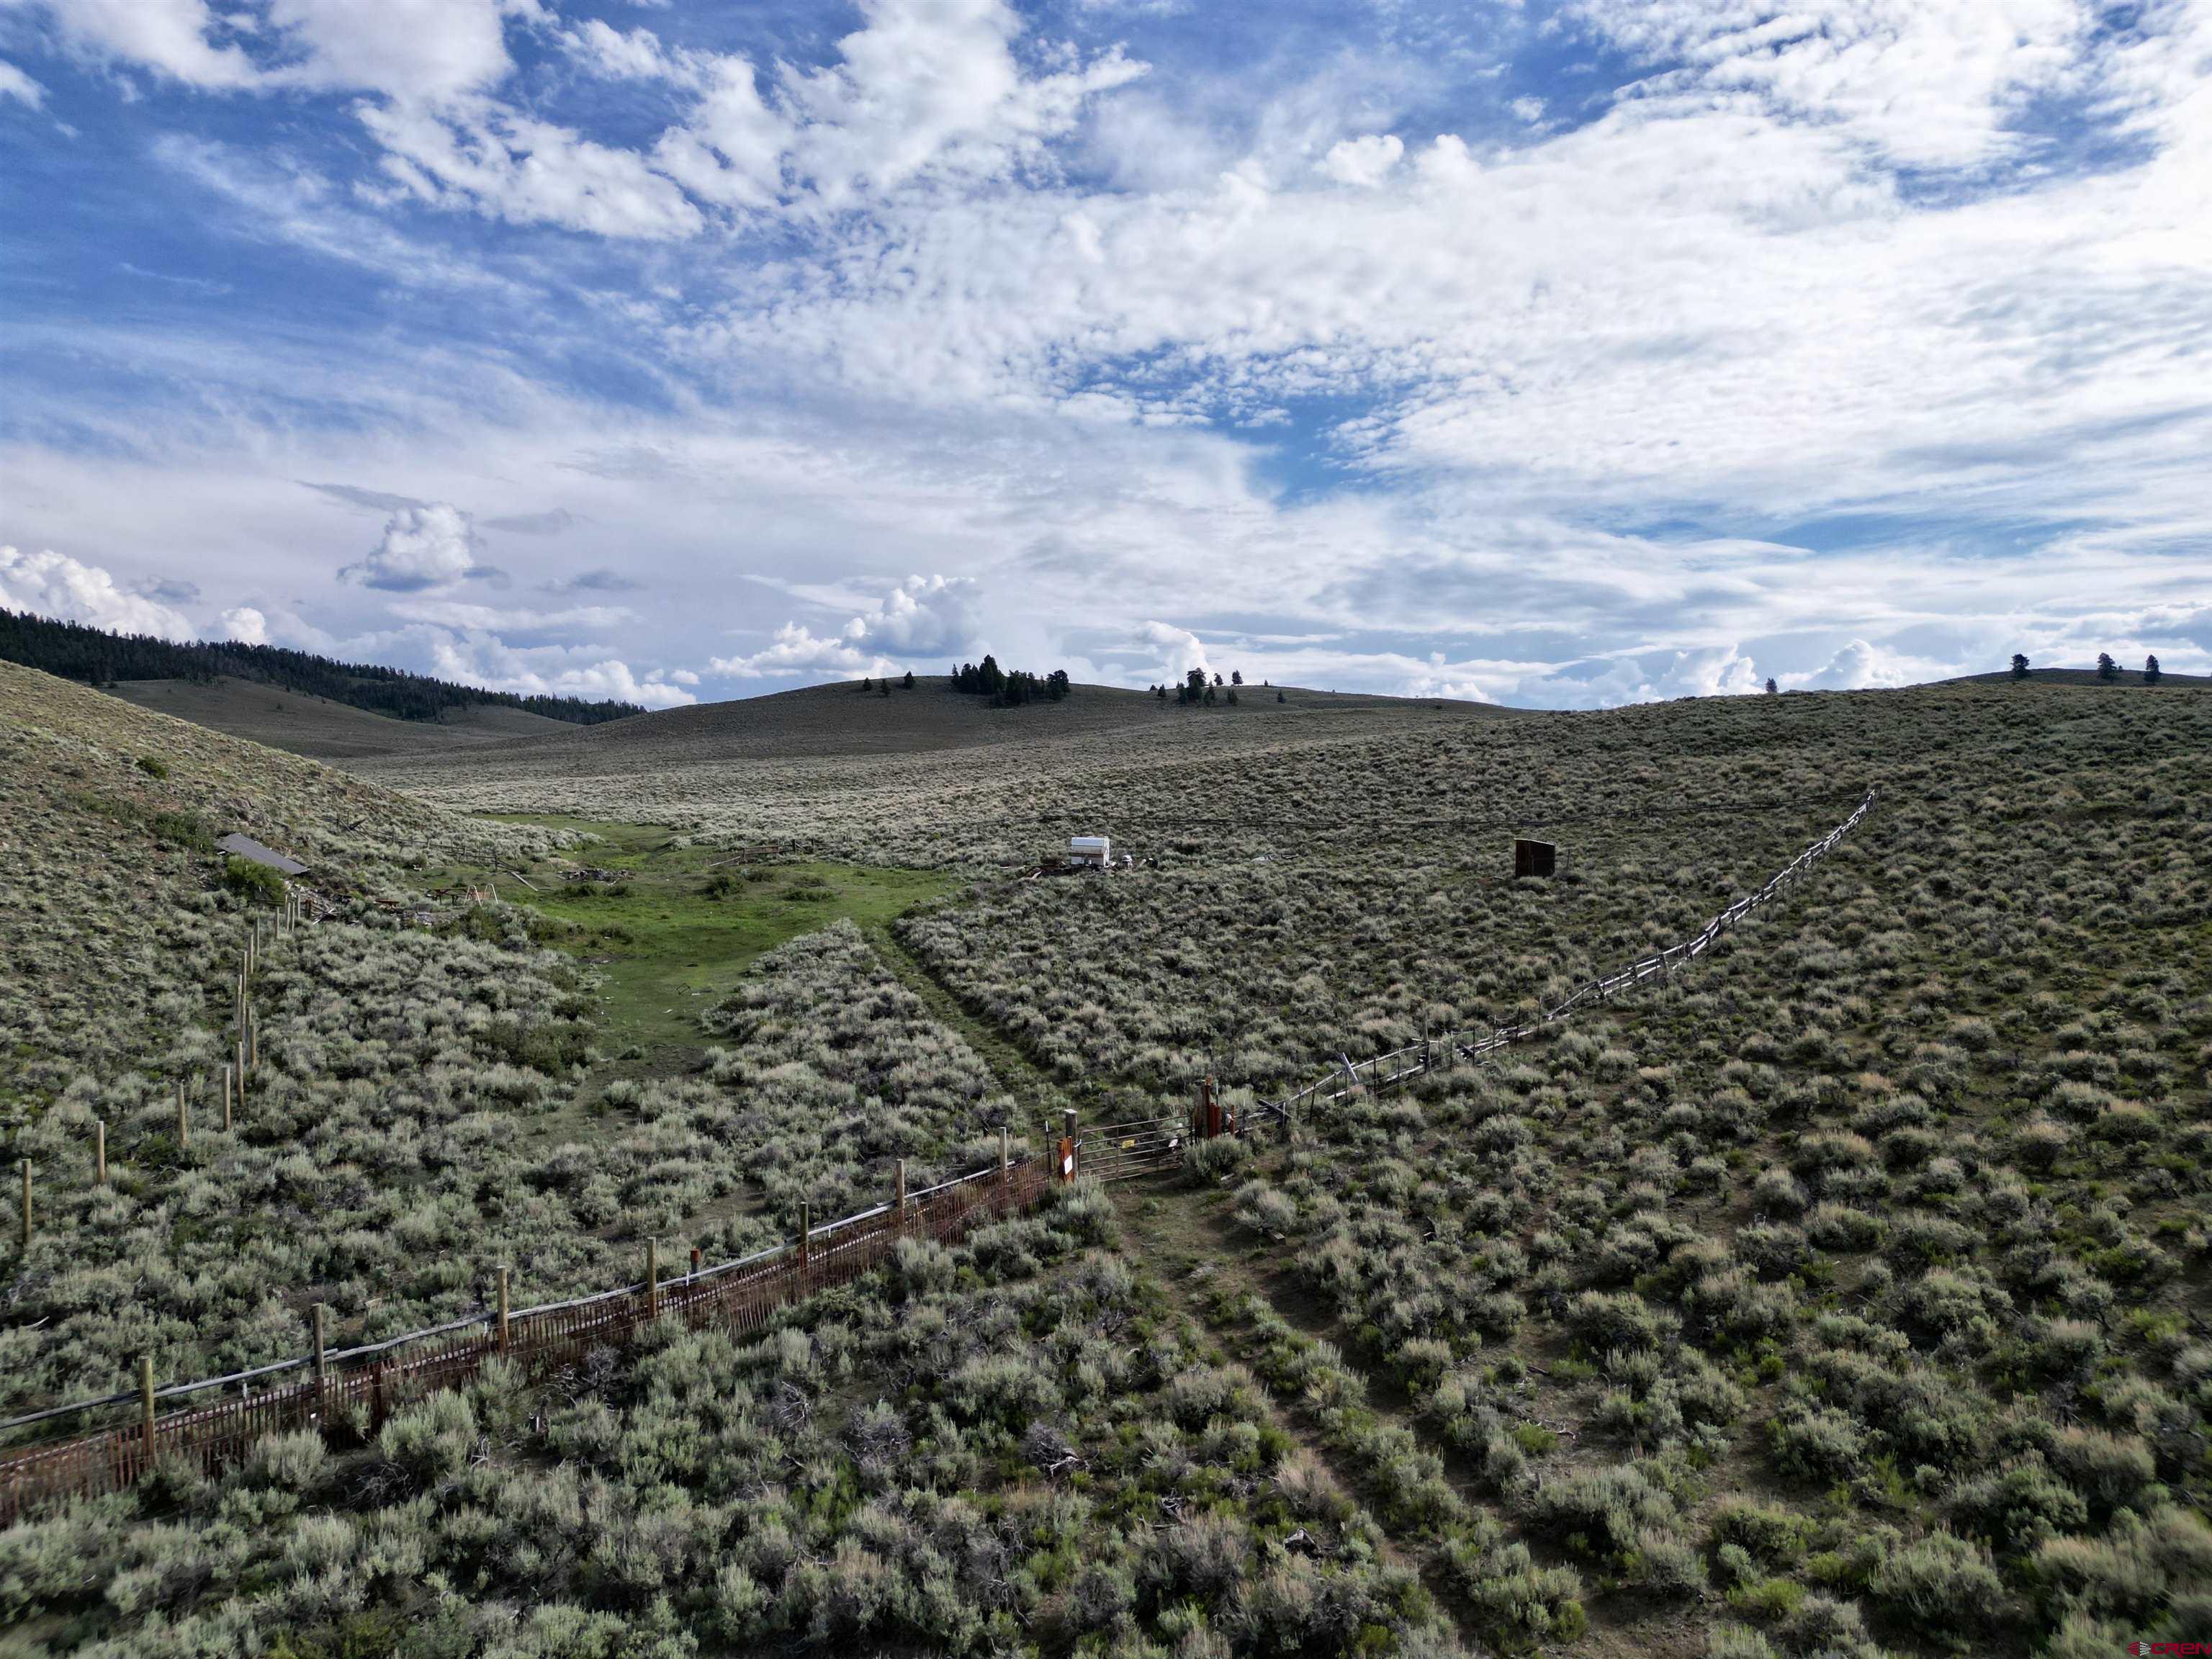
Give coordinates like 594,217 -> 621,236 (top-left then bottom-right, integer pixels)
1094,790 -> 1876,1161
0,792 -> 1875,1516
0,1154 -> 1054,1524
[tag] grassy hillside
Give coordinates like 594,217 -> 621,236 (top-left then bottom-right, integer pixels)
5,661 -> 2211,1658
1950,665 -> 2212,688
0,665 -> 1462,1659
367,675 -> 1516,867
378,673 -> 1501,766
107,675 -> 575,760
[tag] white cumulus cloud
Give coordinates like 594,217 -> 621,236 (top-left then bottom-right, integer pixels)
716,573 -> 980,678
1320,133 -> 1403,187
407,626 -> 697,709
341,503 -> 490,591
1795,638 -> 1917,691
0,545 -> 196,639
709,621 -> 896,680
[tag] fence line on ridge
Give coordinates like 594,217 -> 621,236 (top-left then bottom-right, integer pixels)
1256,788 -> 1875,1126
1083,789 -> 1876,1177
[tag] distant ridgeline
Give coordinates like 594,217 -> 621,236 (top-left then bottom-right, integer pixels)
947,655 -> 1071,706
0,608 -> 643,725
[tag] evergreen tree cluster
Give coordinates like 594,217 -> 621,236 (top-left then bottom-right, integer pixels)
1147,667 -> 1262,706
946,655 -> 1071,706
0,608 -> 643,724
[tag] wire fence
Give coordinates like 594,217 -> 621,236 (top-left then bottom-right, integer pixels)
1251,789 -> 1876,1125
0,1156 -> 1053,1524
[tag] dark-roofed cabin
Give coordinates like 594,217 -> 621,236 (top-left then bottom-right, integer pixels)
217,833 -> 310,878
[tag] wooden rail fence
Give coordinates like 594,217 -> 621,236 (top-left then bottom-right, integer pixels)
1251,788 -> 1875,1126
0,1155 -> 1053,1524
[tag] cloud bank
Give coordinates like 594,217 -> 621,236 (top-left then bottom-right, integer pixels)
0,0 -> 2207,707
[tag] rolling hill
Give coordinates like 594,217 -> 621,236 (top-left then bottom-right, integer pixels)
372,674 -> 1510,769
107,675 -> 577,760
359,675 -> 1519,866
1948,665 -> 2212,688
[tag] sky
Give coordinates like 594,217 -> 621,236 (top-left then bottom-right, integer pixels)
1,0 -> 2208,710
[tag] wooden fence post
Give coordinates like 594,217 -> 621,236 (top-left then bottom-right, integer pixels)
17,1159 -> 28,1251
1061,1108 -> 1078,1182
495,1269 -> 510,1352
236,1043 -> 248,1112
313,1304 -> 327,1389
94,1120 -> 106,1186
646,1239 -> 660,1322
176,1080 -> 189,1151
139,1355 -> 156,1462
894,1159 -> 907,1223
798,1204 -> 811,1274
999,1128 -> 1011,1205
222,1066 -> 233,1131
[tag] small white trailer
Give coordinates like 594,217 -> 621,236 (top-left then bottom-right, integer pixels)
1067,835 -> 1112,869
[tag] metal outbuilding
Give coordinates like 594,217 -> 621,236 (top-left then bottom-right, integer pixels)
217,833 -> 310,878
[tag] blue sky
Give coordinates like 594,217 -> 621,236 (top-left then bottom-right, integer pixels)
1,0 -> 2209,709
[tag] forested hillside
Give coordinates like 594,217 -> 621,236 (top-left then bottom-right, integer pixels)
0,608 -> 642,725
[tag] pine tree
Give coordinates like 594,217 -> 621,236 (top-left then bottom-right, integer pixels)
2144,655 -> 2162,685
2098,652 -> 2118,681
2010,653 -> 2031,680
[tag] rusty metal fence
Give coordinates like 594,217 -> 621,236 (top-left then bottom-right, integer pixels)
0,1156 -> 1052,1524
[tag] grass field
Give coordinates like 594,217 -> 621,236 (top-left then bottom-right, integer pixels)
444,814 -> 956,1064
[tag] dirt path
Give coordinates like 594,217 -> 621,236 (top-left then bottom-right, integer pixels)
1108,1174 -> 1488,1650
863,919 -> 1093,1136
